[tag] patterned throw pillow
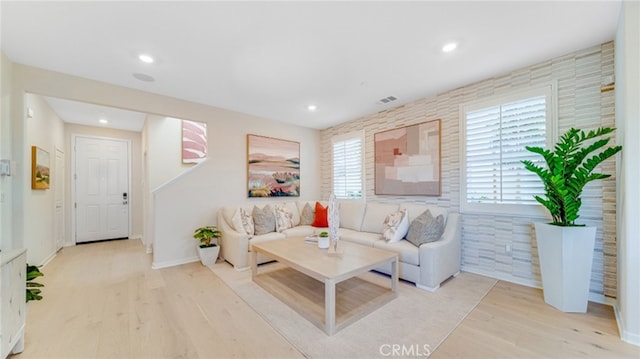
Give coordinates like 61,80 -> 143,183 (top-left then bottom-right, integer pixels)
253,205 -> 276,235
231,207 -> 254,237
311,202 -> 329,227
382,209 -> 409,243
275,204 -> 294,232
300,202 -> 315,225
406,209 -> 445,247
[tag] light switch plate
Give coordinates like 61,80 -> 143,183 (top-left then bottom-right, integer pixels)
0,159 -> 11,176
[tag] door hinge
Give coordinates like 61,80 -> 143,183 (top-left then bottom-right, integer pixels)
75,202 -> 77,209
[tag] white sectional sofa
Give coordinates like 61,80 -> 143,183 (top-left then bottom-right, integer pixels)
217,201 -> 461,291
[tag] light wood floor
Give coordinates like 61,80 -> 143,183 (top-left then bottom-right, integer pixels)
11,239 -> 640,359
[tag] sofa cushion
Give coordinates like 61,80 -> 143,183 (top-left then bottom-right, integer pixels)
406,209 -> 445,247
382,209 -> 409,243
311,202 -> 329,227
338,228 -> 382,247
282,225 -> 318,238
339,201 -> 366,231
253,205 -> 276,235
275,204 -> 294,232
249,231 -> 286,247
299,202 -> 315,225
360,203 -> 400,233
231,207 -> 254,236
373,239 -> 420,266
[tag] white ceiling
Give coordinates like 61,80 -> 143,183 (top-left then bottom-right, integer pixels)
1,1 -> 621,130
43,97 -> 147,132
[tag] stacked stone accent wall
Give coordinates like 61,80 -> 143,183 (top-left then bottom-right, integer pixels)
320,42 -> 617,298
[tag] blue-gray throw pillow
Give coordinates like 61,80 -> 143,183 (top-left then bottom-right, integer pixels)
406,209 -> 445,247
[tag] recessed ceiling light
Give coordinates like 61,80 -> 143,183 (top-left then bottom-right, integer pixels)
138,54 -> 154,63
442,42 -> 457,53
307,105 -> 317,111
99,119 -> 108,124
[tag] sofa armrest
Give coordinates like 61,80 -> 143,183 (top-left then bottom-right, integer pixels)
417,212 -> 462,289
217,210 -> 251,270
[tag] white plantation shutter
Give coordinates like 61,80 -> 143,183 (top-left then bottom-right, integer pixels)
462,85 -> 554,215
332,132 -> 363,199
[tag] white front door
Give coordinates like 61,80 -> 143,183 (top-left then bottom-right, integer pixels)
75,136 -> 129,243
54,148 -> 65,250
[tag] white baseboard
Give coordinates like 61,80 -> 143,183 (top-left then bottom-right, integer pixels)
38,251 -> 57,268
152,256 -> 199,269
614,303 -> 640,346
461,265 -> 614,306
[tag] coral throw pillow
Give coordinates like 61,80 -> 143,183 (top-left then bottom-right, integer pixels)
311,202 -> 329,227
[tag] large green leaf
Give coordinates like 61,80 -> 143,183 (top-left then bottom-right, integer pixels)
522,127 -> 622,226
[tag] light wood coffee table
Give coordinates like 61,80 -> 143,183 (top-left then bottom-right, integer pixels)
251,237 -> 398,335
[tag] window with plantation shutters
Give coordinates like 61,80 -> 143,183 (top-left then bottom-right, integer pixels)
332,131 -> 364,199
461,85 -> 555,216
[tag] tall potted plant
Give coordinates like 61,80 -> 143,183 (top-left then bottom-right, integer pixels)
194,225 -> 221,266
522,127 -> 622,312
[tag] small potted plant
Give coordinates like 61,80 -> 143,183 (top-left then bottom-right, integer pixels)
318,231 -> 330,249
26,264 -> 44,302
193,225 -> 221,266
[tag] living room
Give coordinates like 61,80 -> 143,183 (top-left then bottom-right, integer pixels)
1,1 -> 639,358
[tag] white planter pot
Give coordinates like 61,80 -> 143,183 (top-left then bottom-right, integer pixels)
534,222 -> 596,313
197,245 -> 220,266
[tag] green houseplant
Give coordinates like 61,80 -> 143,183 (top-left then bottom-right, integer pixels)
26,264 -> 44,302
193,225 -> 221,265
522,127 -> 622,226
522,127 -> 622,312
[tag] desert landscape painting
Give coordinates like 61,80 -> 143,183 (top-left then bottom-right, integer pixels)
247,134 -> 300,197
31,146 -> 50,190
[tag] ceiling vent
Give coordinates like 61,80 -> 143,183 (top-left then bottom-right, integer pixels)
377,95 -> 397,104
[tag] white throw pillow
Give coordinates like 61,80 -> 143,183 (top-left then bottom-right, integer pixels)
275,204 -> 294,232
231,207 -> 254,236
382,209 -> 409,243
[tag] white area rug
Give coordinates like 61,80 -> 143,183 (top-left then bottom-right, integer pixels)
210,261 -> 497,359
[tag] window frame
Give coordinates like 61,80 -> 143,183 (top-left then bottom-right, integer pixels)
331,130 -> 365,200
459,83 -> 557,217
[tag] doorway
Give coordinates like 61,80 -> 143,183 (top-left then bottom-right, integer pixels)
54,147 -> 65,250
73,135 -> 130,243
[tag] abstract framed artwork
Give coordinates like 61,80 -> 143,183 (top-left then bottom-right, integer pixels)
31,146 -> 50,190
182,120 -> 207,164
247,134 -> 300,197
374,119 -> 441,196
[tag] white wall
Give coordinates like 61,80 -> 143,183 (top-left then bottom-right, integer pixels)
615,1 -> 640,346
24,93 -> 65,265
0,52 -> 13,252
145,115 -> 194,190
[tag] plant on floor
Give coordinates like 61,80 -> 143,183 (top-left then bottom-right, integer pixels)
193,225 -> 221,248
521,127 -> 622,226
26,264 -> 44,302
